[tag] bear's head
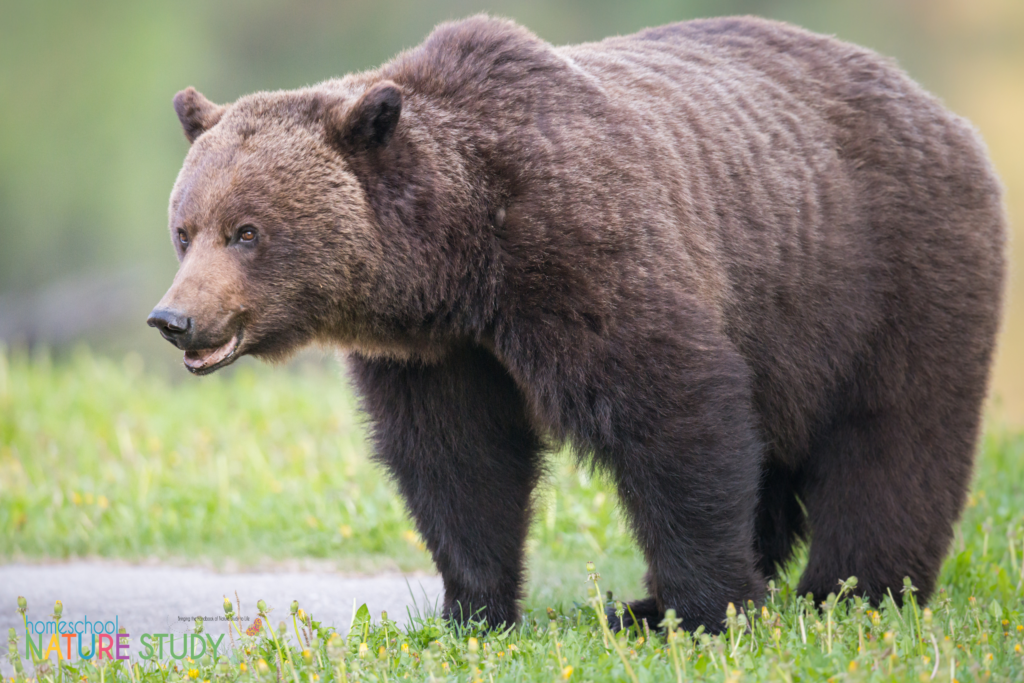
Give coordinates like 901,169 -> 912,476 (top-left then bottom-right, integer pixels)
148,82 -> 408,374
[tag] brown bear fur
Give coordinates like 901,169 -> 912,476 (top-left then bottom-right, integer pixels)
150,15 -> 1006,632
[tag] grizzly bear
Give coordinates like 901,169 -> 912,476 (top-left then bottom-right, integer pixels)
148,15 -> 1005,632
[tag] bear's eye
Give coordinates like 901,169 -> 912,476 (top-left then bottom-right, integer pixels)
238,226 -> 257,243
177,229 -> 189,246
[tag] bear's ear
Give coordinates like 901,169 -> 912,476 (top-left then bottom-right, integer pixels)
173,87 -> 226,144
328,81 -> 403,153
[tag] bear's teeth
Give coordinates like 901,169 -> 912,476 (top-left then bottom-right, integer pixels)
184,334 -> 239,370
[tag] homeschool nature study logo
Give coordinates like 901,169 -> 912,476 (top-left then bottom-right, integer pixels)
18,599 -> 228,663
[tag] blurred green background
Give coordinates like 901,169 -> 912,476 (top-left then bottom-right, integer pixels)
0,0 -> 1021,422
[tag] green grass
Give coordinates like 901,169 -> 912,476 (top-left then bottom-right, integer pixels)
3,345 -> 1024,681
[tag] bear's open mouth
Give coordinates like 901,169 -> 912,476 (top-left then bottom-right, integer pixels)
183,331 -> 243,375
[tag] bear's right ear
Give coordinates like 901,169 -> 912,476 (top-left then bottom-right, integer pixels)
173,87 -> 226,144
326,81 -> 403,153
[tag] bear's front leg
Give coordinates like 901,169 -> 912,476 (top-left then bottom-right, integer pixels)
348,345 -> 543,627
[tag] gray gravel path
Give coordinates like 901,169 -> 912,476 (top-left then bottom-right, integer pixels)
0,561 -> 442,669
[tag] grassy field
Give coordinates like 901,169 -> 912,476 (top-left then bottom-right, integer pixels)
3,346 -> 1024,681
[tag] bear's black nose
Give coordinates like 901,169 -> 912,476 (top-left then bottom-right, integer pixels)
147,307 -> 193,347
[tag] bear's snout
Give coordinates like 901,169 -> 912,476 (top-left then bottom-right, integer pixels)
147,307 -> 193,348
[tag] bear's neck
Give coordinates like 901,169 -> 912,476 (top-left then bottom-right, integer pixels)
340,37 -> 609,358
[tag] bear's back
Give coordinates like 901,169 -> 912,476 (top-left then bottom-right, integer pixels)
378,15 -> 1004,457
552,15 -> 1003,336
559,15 -> 1000,232
550,17 -> 1004,457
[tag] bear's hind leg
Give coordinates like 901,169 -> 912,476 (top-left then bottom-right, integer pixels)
608,596 -> 660,633
754,461 -> 806,580
591,341 -> 767,634
349,345 -> 544,627
797,402 -> 976,605
609,430 -> 766,634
